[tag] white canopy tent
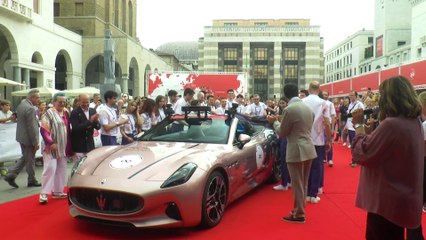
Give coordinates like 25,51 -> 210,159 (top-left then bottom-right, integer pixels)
0,77 -> 25,87
11,86 -> 59,97
62,86 -> 100,97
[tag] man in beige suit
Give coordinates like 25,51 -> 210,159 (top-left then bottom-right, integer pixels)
268,83 -> 317,223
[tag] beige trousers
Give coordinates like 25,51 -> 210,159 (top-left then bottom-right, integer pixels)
287,159 -> 313,218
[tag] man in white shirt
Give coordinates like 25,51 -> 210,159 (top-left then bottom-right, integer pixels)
197,91 -> 207,106
322,90 -> 336,167
302,81 -> 331,204
98,91 -> 128,146
245,94 -> 267,118
167,90 -> 178,110
207,95 -> 216,114
225,89 -> 236,110
236,94 -> 246,114
171,88 -> 194,132
89,93 -> 101,109
346,90 -> 365,167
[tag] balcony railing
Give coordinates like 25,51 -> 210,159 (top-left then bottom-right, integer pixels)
0,0 -> 32,21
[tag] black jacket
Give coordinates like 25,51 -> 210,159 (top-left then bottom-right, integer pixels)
70,107 -> 101,153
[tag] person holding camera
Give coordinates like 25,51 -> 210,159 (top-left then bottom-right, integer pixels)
346,90 -> 365,167
351,76 -> 424,239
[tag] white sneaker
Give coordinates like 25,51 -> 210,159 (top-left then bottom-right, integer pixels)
342,142 -> 346,146
347,144 -> 351,148
328,160 -> 333,167
39,194 -> 48,204
310,196 -> 321,204
287,183 -> 292,188
273,185 -> 288,191
318,188 -> 323,194
305,196 -> 311,202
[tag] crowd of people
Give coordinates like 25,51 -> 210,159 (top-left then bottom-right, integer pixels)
1,75 -> 425,239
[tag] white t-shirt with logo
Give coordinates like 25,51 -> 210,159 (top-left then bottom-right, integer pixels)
99,105 -> 119,136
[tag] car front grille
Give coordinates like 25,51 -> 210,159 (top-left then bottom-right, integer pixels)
70,188 -> 143,215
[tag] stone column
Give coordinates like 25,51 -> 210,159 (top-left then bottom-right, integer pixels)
13,66 -> 21,83
121,73 -> 129,94
273,42 -> 283,99
242,41 -> 251,97
23,68 -> 30,87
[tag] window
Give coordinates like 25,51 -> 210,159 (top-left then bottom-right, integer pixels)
224,48 -> 237,61
284,65 -> 298,79
75,3 -> 84,16
397,41 -> 406,46
254,65 -> 268,79
284,48 -> 298,61
418,48 -> 422,58
254,48 -> 268,61
255,22 -> 268,27
224,65 -> 238,72
285,22 -> 299,26
224,23 -> 237,27
54,3 -> 60,17
368,37 -> 373,44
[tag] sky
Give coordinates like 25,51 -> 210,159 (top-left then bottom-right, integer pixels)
136,0 -> 375,52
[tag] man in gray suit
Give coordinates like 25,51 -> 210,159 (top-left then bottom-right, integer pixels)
267,84 -> 316,223
5,89 -> 41,188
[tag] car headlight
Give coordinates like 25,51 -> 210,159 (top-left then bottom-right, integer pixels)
71,156 -> 87,177
161,163 -> 197,188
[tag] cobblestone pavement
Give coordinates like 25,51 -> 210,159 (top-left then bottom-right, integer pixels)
0,159 -> 74,204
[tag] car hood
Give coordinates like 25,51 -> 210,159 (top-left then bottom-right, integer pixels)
79,142 -> 210,180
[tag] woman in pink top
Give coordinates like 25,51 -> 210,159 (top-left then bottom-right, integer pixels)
351,76 -> 423,240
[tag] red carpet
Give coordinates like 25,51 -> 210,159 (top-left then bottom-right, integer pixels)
1,144 -> 425,240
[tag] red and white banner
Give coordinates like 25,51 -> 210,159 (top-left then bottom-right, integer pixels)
321,59 -> 426,97
148,73 -> 247,99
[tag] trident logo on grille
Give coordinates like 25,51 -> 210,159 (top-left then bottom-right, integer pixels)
96,194 -> 106,210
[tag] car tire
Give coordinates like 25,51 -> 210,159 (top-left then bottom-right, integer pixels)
200,171 -> 227,228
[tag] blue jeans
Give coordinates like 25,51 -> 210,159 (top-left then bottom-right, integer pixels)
279,138 -> 291,186
101,135 -> 117,146
308,145 -> 325,197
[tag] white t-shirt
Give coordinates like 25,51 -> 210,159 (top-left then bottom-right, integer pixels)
119,114 -> 136,134
141,112 -> 155,131
156,108 -> 166,122
0,110 -> 13,123
245,103 -> 267,117
215,107 -> 225,115
99,105 -> 119,136
302,94 -> 330,146
173,97 -> 190,115
325,100 -> 336,118
346,101 -> 365,131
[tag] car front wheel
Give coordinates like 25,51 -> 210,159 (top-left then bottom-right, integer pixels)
200,171 -> 227,228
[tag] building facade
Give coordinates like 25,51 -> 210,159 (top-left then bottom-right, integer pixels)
53,0 -> 172,96
0,0 -> 83,100
324,30 -> 374,83
198,19 -> 324,100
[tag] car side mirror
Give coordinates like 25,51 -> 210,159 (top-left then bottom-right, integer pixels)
237,134 -> 251,149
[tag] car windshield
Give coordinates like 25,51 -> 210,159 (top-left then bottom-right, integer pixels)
139,117 -> 231,144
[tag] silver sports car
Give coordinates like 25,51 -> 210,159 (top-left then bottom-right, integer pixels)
68,106 -> 279,228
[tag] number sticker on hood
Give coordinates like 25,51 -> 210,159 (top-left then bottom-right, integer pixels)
110,155 -> 143,169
